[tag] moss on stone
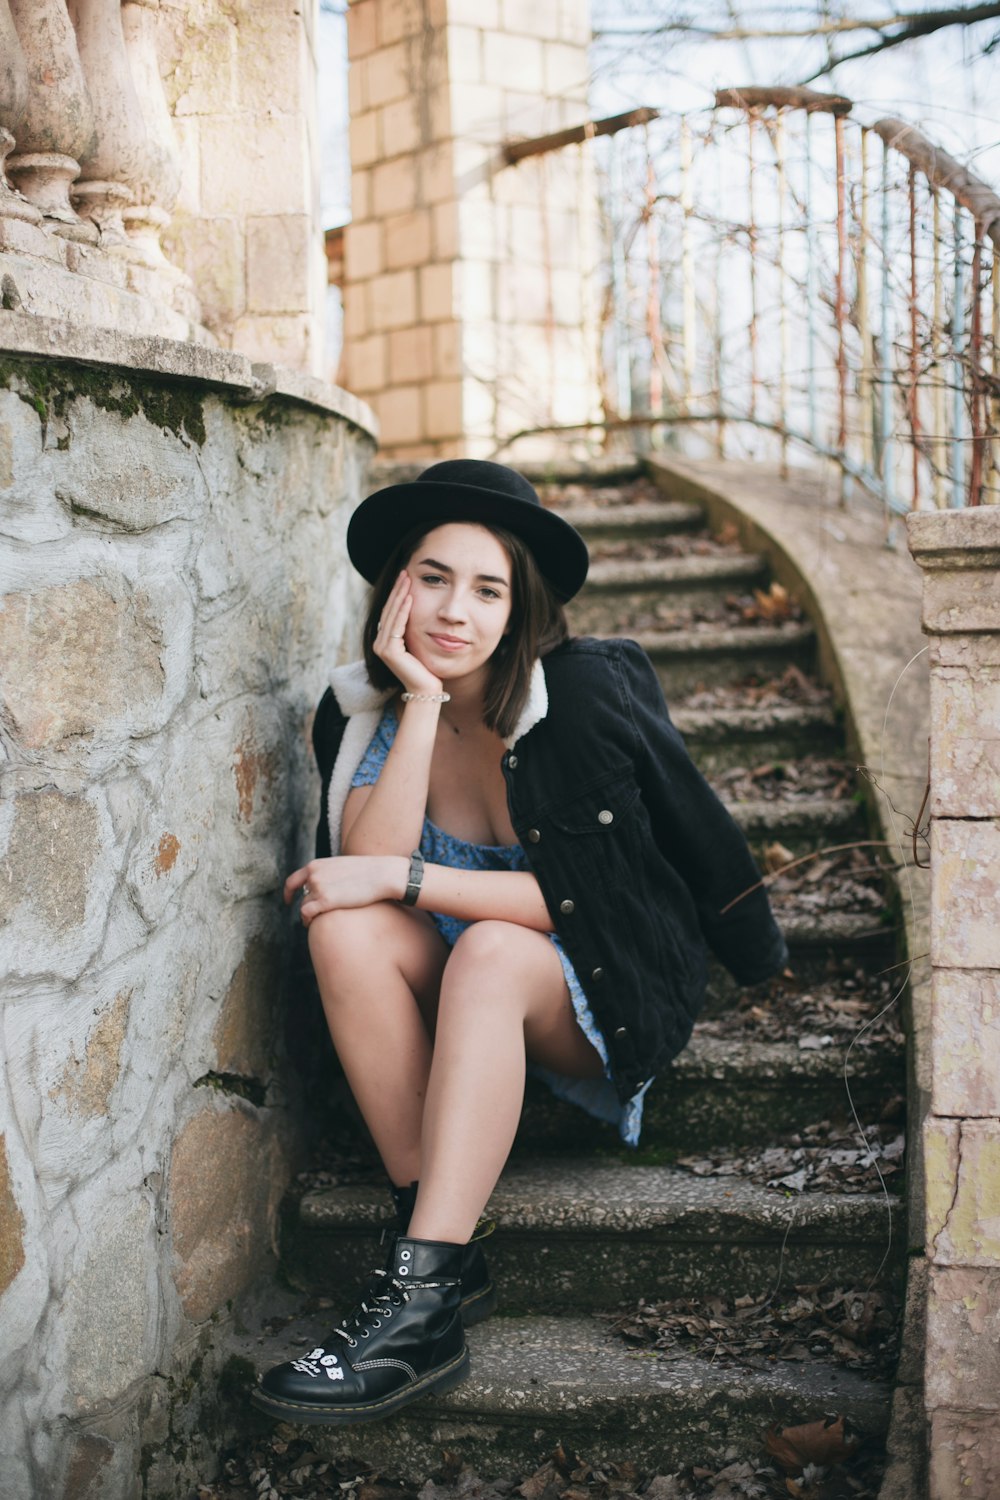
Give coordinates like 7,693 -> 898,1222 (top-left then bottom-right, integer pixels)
0,357 -> 207,446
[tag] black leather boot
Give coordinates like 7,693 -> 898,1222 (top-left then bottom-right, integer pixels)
390,1181 -> 497,1326
252,1237 -> 469,1425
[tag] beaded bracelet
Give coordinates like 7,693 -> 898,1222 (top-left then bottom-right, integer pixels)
400,691 -> 451,702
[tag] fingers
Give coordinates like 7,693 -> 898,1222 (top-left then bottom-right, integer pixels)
376,571 -> 410,648
284,865 -> 310,905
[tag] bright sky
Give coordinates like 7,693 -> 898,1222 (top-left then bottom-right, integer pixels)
318,2 -> 1000,224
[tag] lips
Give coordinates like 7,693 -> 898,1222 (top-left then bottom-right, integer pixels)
428,634 -> 469,650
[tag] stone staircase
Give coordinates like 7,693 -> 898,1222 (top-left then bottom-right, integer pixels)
235,462 -> 906,1484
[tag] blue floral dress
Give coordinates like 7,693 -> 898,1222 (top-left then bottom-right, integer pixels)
351,706 -> 651,1146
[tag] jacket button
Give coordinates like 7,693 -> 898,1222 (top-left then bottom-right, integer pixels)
614,1026 -> 628,1038
591,967 -> 605,982
598,809 -> 614,825
527,828 -> 541,843
559,899 -> 575,915
508,754 -> 518,769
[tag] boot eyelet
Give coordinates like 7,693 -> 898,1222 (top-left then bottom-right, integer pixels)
400,1249 -> 411,1260
371,1319 -> 381,1328
384,1308 -> 392,1317
361,1329 -> 370,1338
348,1338 -> 358,1348
399,1265 -> 410,1275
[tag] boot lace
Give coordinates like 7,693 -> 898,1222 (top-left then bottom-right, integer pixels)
327,1269 -> 411,1349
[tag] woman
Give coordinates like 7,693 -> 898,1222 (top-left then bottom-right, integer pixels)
253,459 -> 787,1426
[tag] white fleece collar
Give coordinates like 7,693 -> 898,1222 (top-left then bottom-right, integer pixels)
324,659 -> 549,852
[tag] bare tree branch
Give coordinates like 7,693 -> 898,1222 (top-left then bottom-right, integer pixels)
799,3 -> 1000,81
594,4 -> 1000,43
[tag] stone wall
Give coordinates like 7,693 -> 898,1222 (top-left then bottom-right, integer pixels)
342,0 -> 602,460
0,314 -> 375,1499
908,507 -> 1000,1500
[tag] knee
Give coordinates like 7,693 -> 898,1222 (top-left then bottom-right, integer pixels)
448,919 -> 522,970
307,903 -> 386,967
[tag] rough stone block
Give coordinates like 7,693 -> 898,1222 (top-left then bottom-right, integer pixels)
447,24 -> 483,83
235,15 -> 304,116
432,200 -> 459,259
433,320 -> 462,378
931,820 -> 1000,970
201,114 -> 309,217
930,649 -> 1000,817
168,17 -> 238,115
346,331 -> 387,394
369,268 -> 418,330
418,144 -> 456,205
246,215 -> 313,314
0,1134 -> 26,1298
365,41 -> 410,109
349,107 -> 381,170
342,281 -> 369,340
922,565 -> 1000,635
383,325 -> 429,384
381,95 -> 423,157
345,218 -> 383,283
445,0 -> 499,24
164,213 -> 246,325
49,988 -> 132,1120
373,155 -> 419,219
925,1265 -> 1000,1408
0,217 -> 65,262
214,935 -> 281,1078
65,1198 -> 156,1407
347,0 -> 377,59
500,0 -> 562,38
0,579 -> 167,750
544,40 -> 589,98
931,1120 -> 1000,1267
377,0 -> 426,45
170,1102 -> 288,1323
420,262 -> 454,322
932,970 -> 1000,1116
374,384 -> 423,445
384,209 -> 432,270
232,312 -> 316,372
348,56 -> 367,117
424,378 -> 463,439
449,80 -> 505,134
352,167 -> 373,223
929,1410 -> 1000,1500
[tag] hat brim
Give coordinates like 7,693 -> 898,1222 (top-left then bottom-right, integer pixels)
346,480 -> 589,603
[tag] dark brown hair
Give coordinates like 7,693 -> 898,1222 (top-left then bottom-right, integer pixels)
361,522 -> 569,739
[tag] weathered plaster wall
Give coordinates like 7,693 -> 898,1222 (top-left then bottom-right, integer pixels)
0,315 -> 375,1499
909,507 -> 1000,1500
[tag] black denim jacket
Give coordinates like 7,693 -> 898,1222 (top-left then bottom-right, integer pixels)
312,636 -> 787,1102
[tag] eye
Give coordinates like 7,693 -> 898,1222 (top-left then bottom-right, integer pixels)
419,572 -> 445,586
478,587 -> 502,600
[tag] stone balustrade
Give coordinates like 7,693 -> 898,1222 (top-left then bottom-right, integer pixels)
0,0 -> 197,331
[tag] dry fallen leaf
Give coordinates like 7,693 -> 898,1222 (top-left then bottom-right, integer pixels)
752,582 -> 794,622
764,841 -> 797,874
765,1415 -> 861,1474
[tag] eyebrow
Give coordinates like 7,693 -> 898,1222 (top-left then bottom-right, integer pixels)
416,556 -> 510,587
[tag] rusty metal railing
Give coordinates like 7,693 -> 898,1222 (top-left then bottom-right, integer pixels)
596,87 -> 1000,512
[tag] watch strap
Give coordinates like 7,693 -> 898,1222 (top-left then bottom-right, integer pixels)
402,849 -> 424,907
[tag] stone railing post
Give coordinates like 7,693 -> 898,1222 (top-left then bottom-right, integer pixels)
908,506 -> 1000,1500
0,0 -> 42,224
6,0 -> 97,240
67,0 -> 147,244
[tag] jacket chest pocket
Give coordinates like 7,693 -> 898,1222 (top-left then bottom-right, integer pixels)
548,776 -> 640,837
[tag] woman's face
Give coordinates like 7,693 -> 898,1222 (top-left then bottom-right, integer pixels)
402,523 -> 514,684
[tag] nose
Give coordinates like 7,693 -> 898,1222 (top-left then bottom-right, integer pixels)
438,587 -> 468,622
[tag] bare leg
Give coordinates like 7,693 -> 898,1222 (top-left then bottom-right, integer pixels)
308,902 -> 449,1187
408,921 -> 603,1243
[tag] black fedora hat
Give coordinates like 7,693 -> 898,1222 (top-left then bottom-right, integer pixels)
346,459 -> 589,603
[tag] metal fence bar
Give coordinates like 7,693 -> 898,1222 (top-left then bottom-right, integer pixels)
951,203 -> 965,508
880,136 -> 896,512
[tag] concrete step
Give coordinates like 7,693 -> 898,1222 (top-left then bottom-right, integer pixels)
285,1159 -> 902,1312
569,553 -> 770,633
673,702 -> 842,773
513,1022 -> 904,1154
556,499 -> 704,540
724,794 -> 865,855
631,623 -> 817,695
231,1311 -> 892,1481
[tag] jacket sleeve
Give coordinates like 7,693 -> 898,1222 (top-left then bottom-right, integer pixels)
312,687 -> 346,859
619,638 -> 788,985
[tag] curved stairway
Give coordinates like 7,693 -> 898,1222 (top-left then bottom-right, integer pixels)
236,462 -> 906,1484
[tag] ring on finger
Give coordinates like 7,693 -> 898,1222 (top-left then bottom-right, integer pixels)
303,884 -> 311,898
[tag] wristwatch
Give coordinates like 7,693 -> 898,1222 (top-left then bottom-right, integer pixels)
401,849 -> 424,907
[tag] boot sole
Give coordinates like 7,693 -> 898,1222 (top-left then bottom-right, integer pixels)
250,1345 -> 470,1427
460,1279 -> 497,1327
